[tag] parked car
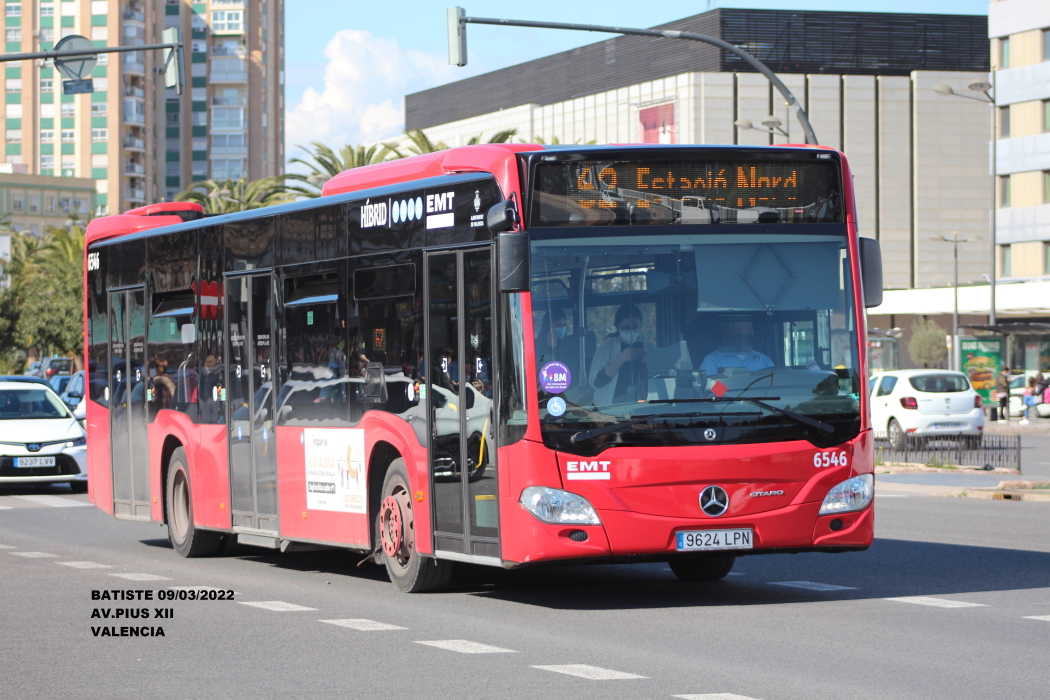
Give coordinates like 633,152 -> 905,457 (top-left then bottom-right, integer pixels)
49,374 -> 72,396
57,371 -> 86,412
869,369 -> 984,449
41,357 -> 73,380
23,361 -> 42,377
0,380 -> 87,493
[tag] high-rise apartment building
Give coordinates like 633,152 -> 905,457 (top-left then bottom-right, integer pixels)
0,0 -> 284,215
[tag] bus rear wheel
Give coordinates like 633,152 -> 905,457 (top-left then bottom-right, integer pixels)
377,458 -> 452,593
166,447 -> 222,558
669,554 -> 736,582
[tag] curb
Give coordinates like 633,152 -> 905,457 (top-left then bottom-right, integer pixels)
876,480 -> 1050,502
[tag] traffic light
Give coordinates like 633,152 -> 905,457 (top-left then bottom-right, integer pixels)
447,7 -> 467,67
162,27 -> 185,95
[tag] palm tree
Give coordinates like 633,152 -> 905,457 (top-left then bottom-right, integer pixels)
40,219 -> 85,268
383,129 -> 449,158
284,142 -> 390,198
465,128 -> 519,145
532,135 -> 598,145
175,177 -> 292,214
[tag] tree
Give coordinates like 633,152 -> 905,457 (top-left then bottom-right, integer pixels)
284,142 -> 390,198
908,318 -> 948,368
175,177 -> 292,214
531,134 -> 599,145
465,128 -> 518,145
383,129 -> 449,158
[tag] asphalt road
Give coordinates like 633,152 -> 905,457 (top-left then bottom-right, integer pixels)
2,485 -> 1049,700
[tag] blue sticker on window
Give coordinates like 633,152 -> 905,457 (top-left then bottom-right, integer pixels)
547,396 -> 567,417
539,361 -> 571,393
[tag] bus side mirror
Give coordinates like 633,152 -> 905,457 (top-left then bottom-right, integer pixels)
497,231 -> 530,293
486,198 -> 518,234
859,237 -> 883,309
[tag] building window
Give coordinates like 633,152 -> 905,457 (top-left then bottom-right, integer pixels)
191,161 -> 207,179
38,27 -> 52,42
165,112 -> 179,126
61,103 -> 74,117
40,6 -> 53,17
166,161 -> 180,176
1000,175 -> 1011,207
1045,29 -> 1050,62
91,128 -> 107,142
61,129 -> 75,143
45,195 -> 54,212
40,154 -> 54,170
1045,171 -> 1050,204
5,130 -> 21,143
1002,244 -> 1013,277
12,194 -> 23,211
1045,243 -> 1050,275
5,79 -> 21,93
6,4 -> 21,17
28,194 -> 38,212
211,158 -> 244,180
212,107 -> 244,129
91,102 -> 107,117
5,29 -> 21,43
1000,37 -> 1010,68
191,111 -> 207,126
999,106 -> 1010,139
39,79 -> 53,93
40,129 -> 54,143
211,11 -> 244,32
191,137 -> 206,150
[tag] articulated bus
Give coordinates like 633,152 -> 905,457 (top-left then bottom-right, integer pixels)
83,144 -> 883,592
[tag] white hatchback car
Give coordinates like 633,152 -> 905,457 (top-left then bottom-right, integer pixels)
0,381 -> 88,492
869,370 -> 983,448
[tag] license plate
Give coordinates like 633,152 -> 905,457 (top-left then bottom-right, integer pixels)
676,528 -> 753,551
14,456 -> 56,468
932,422 -> 964,429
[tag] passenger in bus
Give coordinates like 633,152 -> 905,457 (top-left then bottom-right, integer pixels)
699,315 -> 774,377
534,307 -> 569,366
150,359 -> 176,410
588,304 -> 652,405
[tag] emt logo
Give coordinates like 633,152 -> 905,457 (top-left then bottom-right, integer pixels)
566,460 -> 612,481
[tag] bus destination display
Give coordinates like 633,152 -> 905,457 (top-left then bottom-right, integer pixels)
531,159 -> 842,226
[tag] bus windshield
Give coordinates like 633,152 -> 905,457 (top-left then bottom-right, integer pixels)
529,226 -> 861,454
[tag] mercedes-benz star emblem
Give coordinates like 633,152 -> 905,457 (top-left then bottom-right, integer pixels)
703,428 -> 717,441
699,485 -> 729,517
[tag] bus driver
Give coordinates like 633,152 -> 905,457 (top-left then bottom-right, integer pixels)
699,315 -> 774,377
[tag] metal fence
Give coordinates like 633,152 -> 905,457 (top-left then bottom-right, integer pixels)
872,432 -> 1021,472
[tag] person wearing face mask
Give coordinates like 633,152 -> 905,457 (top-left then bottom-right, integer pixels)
535,308 -> 569,364
699,315 -> 774,377
589,304 -> 652,406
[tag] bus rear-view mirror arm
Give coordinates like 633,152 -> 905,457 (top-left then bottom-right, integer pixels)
859,237 -> 883,308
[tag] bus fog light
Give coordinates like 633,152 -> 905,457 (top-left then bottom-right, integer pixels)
819,474 -> 873,515
520,486 -> 601,525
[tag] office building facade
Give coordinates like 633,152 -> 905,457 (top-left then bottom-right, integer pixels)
0,0 -> 284,215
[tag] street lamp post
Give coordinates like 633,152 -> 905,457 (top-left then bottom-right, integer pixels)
735,116 -> 789,139
933,77 -> 997,326
447,7 -> 819,145
931,231 -> 980,371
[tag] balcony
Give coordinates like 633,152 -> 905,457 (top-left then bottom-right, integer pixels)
125,162 -> 145,175
124,86 -> 145,99
210,145 -> 248,155
211,95 -> 247,105
123,113 -> 145,125
211,46 -> 245,57
123,10 -> 145,22
122,136 -> 145,150
123,61 -> 145,75
210,70 -> 247,83
126,188 -> 146,201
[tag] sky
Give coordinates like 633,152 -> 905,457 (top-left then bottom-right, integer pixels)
283,0 -> 991,166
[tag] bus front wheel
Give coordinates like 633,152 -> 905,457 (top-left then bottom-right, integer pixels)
377,458 -> 453,593
166,447 -> 222,558
669,554 -> 736,582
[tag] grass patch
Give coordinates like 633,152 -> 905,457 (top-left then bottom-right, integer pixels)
925,459 -> 957,470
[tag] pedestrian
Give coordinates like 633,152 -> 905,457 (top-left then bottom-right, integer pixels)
1020,375 -> 1039,425
994,366 -> 1011,421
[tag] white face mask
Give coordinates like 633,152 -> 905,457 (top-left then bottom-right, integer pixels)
620,330 -> 639,344
553,326 -> 568,341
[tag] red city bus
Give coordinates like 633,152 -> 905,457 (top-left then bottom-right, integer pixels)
83,144 -> 883,592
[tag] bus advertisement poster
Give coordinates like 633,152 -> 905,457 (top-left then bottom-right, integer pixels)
304,428 -> 367,513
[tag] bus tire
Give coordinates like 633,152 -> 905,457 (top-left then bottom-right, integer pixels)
669,554 -> 736,581
377,458 -> 452,593
166,447 -> 221,558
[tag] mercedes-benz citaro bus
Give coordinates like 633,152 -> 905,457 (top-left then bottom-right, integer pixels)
83,144 -> 883,592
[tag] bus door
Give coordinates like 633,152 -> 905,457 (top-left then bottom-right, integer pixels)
425,248 -> 500,560
225,273 -> 279,534
108,288 -> 150,519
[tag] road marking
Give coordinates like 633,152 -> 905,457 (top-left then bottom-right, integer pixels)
674,695 -> 762,700
238,601 -> 318,612
875,495 -> 908,498
15,495 -> 92,508
1023,615 -> 1050,621
9,551 -> 58,558
416,640 -> 516,654
109,573 -> 171,581
0,543 -> 14,548
532,664 -> 646,680
0,505 -> 12,510
771,581 -> 856,591
56,561 -> 111,569
320,619 -> 407,631
884,596 -> 987,608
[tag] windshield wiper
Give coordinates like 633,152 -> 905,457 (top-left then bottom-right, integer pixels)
570,410 -> 759,444
651,396 -> 833,435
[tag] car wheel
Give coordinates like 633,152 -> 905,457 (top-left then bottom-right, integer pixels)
376,458 -> 452,593
888,419 -> 907,450
68,480 -> 88,494
669,554 -> 736,581
166,447 -> 222,557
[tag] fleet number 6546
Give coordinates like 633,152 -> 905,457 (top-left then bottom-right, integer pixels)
814,451 -> 848,468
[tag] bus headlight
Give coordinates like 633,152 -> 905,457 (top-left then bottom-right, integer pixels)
520,486 -> 601,525
819,473 -> 873,515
